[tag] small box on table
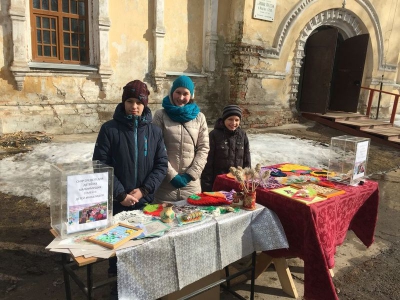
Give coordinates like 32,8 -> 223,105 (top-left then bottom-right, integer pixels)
328,135 -> 370,185
50,160 -> 114,239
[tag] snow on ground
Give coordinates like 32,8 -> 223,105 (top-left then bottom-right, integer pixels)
0,133 -> 331,206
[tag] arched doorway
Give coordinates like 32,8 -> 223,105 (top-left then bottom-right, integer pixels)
297,26 -> 369,114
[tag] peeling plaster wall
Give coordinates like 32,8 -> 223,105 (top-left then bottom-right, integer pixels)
163,0 -> 203,73
0,0 -> 399,134
0,0 -> 210,134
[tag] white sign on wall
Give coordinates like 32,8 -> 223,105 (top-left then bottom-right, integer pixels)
253,0 -> 277,22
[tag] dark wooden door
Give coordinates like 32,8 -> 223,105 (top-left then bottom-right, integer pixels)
298,28 -> 338,113
329,34 -> 370,112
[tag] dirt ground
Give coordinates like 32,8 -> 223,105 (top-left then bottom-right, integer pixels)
1,121 -> 400,300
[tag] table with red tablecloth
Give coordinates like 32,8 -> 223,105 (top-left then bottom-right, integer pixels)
213,172 -> 379,300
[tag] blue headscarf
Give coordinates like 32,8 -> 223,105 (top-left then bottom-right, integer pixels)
162,96 -> 200,123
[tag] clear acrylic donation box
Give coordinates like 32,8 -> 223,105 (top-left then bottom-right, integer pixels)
328,135 -> 370,185
50,161 -> 114,239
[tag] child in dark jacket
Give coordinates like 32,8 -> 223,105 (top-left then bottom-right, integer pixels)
201,105 -> 251,192
93,80 -> 168,214
92,80 -> 168,286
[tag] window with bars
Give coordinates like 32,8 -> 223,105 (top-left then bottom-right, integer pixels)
30,0 -> 89,64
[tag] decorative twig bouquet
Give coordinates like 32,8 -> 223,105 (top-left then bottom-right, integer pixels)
229,164 -> 271,194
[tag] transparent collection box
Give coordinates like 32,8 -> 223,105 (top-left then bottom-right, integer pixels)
50,161 -> 114,239
328,135 -> 370,185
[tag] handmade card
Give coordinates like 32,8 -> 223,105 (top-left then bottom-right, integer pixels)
270,186 -> 327,205
291,183 -> 345,198
88,223 -> 143,249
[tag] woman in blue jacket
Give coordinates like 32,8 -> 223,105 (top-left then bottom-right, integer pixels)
93,80 -> 168,215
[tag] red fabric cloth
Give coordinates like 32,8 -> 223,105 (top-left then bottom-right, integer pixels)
213,173 -> 379,300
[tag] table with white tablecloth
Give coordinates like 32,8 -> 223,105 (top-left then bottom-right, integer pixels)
117,204 -> 288,300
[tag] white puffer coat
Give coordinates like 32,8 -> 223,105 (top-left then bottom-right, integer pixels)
153,108 -> 209,202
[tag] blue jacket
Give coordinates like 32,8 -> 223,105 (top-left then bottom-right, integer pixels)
93,103 -> 168,214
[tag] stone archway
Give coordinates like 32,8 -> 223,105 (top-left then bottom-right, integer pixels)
289,8 -> 365,109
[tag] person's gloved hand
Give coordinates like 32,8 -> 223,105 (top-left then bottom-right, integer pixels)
170,174 -> 192,188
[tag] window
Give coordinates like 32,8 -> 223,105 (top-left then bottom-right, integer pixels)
30,0 -> 89,64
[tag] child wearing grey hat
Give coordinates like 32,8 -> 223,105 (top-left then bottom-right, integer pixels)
201,105 -> 251,192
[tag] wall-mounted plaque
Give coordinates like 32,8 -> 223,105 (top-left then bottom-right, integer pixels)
253,0 -> 277,22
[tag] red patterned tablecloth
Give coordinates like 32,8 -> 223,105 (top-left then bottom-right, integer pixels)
213,173 -> 379,300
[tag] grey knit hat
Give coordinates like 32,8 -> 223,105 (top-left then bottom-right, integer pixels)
222,105 -> 242,121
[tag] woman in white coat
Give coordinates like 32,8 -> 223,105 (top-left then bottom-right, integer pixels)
153,75 -> 209,202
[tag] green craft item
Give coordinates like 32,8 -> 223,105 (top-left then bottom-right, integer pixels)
188,194 -> 201,200
143,203 -> 161,213
200,206 -> 217,212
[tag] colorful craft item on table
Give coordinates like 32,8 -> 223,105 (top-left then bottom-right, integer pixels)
270,186 -> 328,205
276,175 -> 320,185
177,210 -> 205,225
88,223 -> 143,249
318,181 -> 336,188
187,192 -> 232,206
160,203 -> 175,223
181,210 -> 203,222
310,170 -> 336,178
279,164 -> 311,172
203,191 -> 227,198
143,203 -> 164,217
260,177 -> 283,189
219,190 -> 236,201
270,169 -> 287,177
292,188 -> 318,201
291,169 -> 312,175
200,205 -> 237,215
226,172 -> 236,179
291,183 -> 345,198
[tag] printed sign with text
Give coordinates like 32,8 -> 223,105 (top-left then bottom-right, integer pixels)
67,172 -> 109,233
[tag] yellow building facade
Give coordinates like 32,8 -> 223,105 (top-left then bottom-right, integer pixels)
0,0 -> 399,134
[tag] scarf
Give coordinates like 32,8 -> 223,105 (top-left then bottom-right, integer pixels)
162,96 -> 200,123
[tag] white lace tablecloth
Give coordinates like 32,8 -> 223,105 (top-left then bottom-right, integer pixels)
117,204 -> 288,300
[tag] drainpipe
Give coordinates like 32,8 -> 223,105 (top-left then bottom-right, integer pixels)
375,75 -> 384,120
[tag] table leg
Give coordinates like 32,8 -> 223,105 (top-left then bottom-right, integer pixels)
254,253 -> 298,299
249,251 -> 256,300
254,252 -> 274,279
87,263 -> 93,300
62,254 -> 72,300
225,266 -> 231,289
273,258 -> 298,299
329,269 -> 335,277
